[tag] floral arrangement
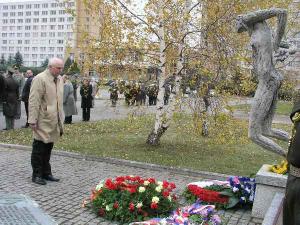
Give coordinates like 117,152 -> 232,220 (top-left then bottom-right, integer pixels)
129,201 -> 222,225
183,177 -> 255,209
85,175 -> 178,223
270,160 -> 288,175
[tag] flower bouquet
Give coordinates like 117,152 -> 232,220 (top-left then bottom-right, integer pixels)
129,201 -> 222,225
183,177 -> 255,209
86,176 -> 178,223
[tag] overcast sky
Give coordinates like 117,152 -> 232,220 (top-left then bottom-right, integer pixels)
0,0 -> 46,2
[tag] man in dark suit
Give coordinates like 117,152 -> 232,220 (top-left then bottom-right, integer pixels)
0,71 -> 5,114
21,70 -> 34,128
283,95 -> 300,225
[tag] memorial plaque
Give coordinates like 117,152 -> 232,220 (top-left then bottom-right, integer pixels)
0,193 -> 57,225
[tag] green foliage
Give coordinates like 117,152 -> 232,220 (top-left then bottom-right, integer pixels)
0,54 -> 6,65
278,78 -> 297,101
14,51 -> 23,68
40,58 -> 49,68
63,57 -> 72,74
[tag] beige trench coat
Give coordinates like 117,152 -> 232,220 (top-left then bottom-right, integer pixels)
28,69 -> 64,143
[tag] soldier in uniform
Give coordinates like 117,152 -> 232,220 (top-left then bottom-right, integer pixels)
109,82 -> 119,107
283,95 -> 300,224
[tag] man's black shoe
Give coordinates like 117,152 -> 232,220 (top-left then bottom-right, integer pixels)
22,124 -> 29,128
44,175 -> 60,182
32,177 -> 46,185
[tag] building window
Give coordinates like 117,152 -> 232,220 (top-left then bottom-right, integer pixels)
57,47 -> 64,52
41,32 -> 47,37
10,19 -> 15,24
50,25 -> 55,30
33,25 -> 39,30
51,3 -> 58,7
3,12 -> 8,17
16,47 -> 22,51
25,40 -> 30,44
2,40 -> 7,44
26,11 -> 31,16
2,33 -> 7,37
18,40 -> 22,44
42,18 -> 47,23
34,4 -> 40,8
18,5 -> 24,9
59,10 -> 65,15
3,5 -> 8,10
58,25 -> 64,30
67,17 -> 73,22
9,33 -> 15,38
18,19 -> 23,23
57,40 -> 64,44
17,26 -> 22,30
34,11 -> 39,16
9,26 -> 15,31
2,27 -> 7,31
25,33 -> 30,37
48,47 -> 55,51
32,32 -> 39,38
25,26 -> 31,30
10,12 -> 16,17
33,18 -> 39,23
25,18 -> 31,23
9,47 -> 14,52
50,10 -> 56,15
42,11 -> 48,15
2,19 -> 8,24
17,33 -> 22,37
18,12 -> 23,16
26,4 -> 32,9
1,47 -> 7,51
50,18 -> 56,22
41,25 -> 47,30
24,48 -> 30,52
32,47 -> 38,52
59,17 -> 65,22
10,5 -> 16,10
40,47 -> 46,51
49,32 -> 55,37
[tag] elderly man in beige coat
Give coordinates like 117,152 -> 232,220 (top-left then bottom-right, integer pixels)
28,57 -> 64,185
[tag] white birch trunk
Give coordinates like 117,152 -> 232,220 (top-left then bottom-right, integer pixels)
147,2 -> 167,145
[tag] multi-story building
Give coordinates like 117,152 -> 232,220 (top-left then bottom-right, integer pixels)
0,0 -> 76,67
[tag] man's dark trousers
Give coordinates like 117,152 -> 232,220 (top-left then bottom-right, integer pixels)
31,139 -> 53,178
24,101 -> 29,126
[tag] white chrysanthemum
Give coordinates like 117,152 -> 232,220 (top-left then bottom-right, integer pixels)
144,181 -> 150,186
157,181 -> 163,186
232,187 -> 239,193
155,186 -> 162,192
152,196 -> 160,203
136,202 -> 143,208
167,196 -> 172,202
95,181 -> 104,191
106,205 -> 112,211
139,187 -> 146,193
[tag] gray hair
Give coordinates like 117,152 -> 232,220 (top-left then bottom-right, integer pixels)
48,57 -> 64,67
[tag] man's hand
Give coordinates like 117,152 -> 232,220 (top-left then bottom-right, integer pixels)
29,123 -> 38,132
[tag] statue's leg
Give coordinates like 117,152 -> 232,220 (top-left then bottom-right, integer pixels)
261,73 -> 289,141
248,82 -> 287,157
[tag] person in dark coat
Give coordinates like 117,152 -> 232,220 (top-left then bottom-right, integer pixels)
3,67 -> 19,130
0,72 -> 5,113
80,78 -> 93,121
283,94 -> 300,225
21,70 -> 34,128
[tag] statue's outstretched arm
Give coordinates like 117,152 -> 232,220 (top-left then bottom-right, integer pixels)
237,8 -> 287,49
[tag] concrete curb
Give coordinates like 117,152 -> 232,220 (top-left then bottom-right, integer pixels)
0,142 -> 230,181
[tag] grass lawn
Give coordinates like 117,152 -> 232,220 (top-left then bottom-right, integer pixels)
0,114 -> 290,176
232,101 -> 293,116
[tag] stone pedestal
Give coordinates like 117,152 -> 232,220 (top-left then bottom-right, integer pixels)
252,164 -> 287,219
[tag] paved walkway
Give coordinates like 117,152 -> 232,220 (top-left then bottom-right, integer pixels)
0,145 -> 262,225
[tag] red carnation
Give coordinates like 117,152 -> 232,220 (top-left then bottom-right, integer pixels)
148,178 -> 156,183
150,202 -> 158,209
113,202 -> 119,209
162,190 -> 170,198
129,202 -> 135,211
169,182 -> 176,190
98,208 -> 105,217
129,187 -> 137,193
163,180 -> 169,189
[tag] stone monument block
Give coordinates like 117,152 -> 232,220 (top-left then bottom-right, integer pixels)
252,164 -> 287,219
0,193 -> 57,225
